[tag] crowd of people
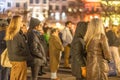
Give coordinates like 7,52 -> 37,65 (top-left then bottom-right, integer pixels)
0,12 -> 120,80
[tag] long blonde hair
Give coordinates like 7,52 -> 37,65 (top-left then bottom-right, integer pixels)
5,15 -> 22,40
84,18 -> 105,42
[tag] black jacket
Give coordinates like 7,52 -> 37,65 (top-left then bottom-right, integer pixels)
0,30 -> 6,54
27,30 -> 46,66
71,22 -> 87,78
6,31 -> 29,61
106,30 -> 120,47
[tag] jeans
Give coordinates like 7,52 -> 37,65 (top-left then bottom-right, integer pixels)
0,65 -> 10,80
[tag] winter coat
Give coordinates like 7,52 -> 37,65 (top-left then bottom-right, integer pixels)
6,31 -> 30,61
70,22 -> 88,78
106,30 -> 120,47
71,37 -> 86,78
49,34 -> 64,72
86,34 -> 111,80
0,30 -> 6,54
39,34 -> 48,56
27,30 -> 46,66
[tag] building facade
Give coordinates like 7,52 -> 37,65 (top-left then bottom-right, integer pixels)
48,0 -> 68,23
83,0 -> 101,21
28,0 -> 49,21
4,0 -> 28,12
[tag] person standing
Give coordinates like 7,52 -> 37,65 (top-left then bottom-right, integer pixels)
71,22 -> 88,80
106,26 -> 120,76
84,18 -> 112,80
61,21 -> 73,68
4,15 -> 29,80
27,17 -> 47,80
49,28 -> 64,80
0,19 -> 10,80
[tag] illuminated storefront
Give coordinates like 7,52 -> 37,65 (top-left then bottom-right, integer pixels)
84,0 -> 101,21
101,0 -> 120,27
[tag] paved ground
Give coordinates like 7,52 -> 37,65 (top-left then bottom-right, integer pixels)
27,56 -> 120,80
27,65 -> 120,80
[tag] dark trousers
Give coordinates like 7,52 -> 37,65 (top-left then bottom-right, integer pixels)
31,65 -> 44,80
0,65 -> 10,80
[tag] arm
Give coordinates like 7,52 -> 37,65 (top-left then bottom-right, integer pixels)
101,34 -> 112,61
54,37 -> 64,51
62,29 -> 67,43
71,39 -> 86,66
28,32 -> 43,59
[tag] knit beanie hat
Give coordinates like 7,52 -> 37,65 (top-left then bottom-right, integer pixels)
29,17 -> 41,28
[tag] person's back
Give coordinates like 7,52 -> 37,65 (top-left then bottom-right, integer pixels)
71,22 -> 87,80
84,18 -> 112,80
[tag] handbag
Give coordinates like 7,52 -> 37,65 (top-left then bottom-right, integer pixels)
1,48 -> 12,67
81,67 -> 86,77
80,35 -> 94,78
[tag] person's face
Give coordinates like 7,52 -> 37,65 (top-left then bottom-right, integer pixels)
21,24 -> 28,34
55,29 -> 59,35
36,24 -> 43,32
67,23 -> 72,29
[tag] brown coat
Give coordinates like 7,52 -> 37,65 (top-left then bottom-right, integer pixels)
49,34 -> 64,72
86,34 -> 111,80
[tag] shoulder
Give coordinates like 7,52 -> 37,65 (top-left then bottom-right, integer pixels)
101,34 -> 107,41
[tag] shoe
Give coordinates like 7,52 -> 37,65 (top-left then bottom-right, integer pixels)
38,72 -> 43,76
41,71 -> 46,74
51,78 -> 60,80
64,66 -> 71,69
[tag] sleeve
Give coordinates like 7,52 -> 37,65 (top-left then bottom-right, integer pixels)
28,32 -> 43,59
71,39 -> 86,66
61,29 -> 67,43
101,34 -> 112,61
13,34 -> 28,56
53,37 -> 64,51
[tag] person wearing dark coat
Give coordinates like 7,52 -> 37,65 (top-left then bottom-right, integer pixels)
27,17 -> 47,80
70,22 -> 88,80
106,27 -> 120,76
0,19 -> 10,80
5,15 -> 29,80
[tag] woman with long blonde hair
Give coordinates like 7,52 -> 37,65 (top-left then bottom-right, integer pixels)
84,18 -> 112,80
5,15 -> 29,80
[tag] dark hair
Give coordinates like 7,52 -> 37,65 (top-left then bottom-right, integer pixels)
65,21 -> 72,27
74,22 -> 88,38
51,28 -> 58,34
43,27 -> 50,33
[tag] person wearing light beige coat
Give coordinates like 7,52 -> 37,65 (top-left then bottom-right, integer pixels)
49,28 -> 64,80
